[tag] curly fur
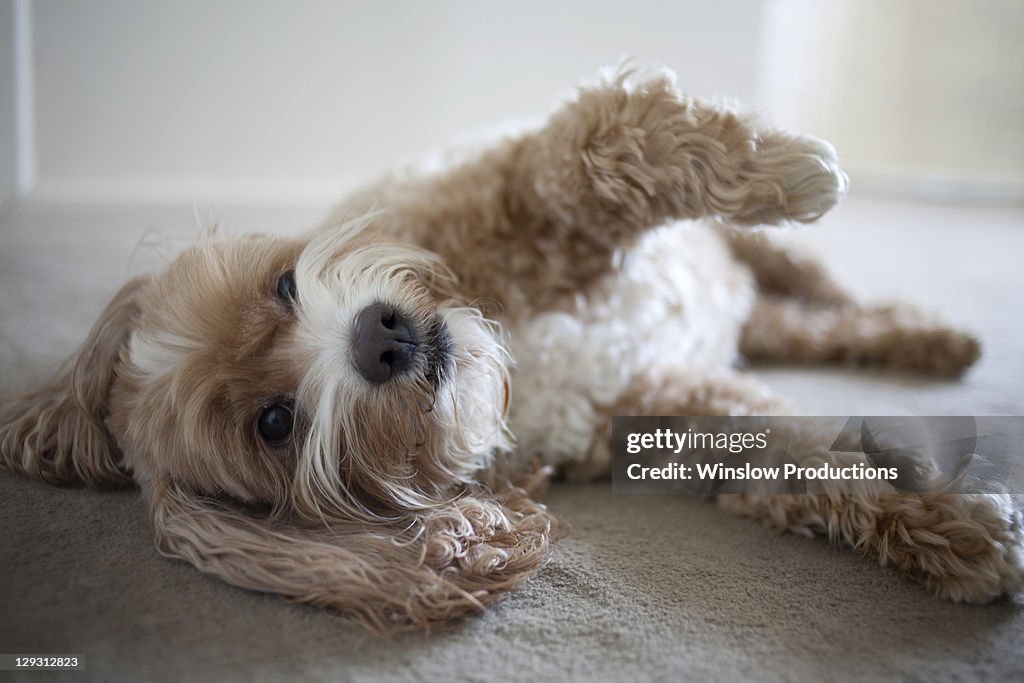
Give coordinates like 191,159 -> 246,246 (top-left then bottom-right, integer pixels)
1,65 -> 1020,632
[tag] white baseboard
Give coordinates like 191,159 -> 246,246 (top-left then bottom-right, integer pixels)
24,176 -> 356,206
846,166 -> 1024,206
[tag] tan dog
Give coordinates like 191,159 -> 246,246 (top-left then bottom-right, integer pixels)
2,67 -> 1020,632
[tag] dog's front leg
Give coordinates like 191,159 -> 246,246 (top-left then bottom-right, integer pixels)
330,66 -> 847,315
509,67 -> 848,232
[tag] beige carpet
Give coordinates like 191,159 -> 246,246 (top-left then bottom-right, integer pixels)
1,197 -> 1022,682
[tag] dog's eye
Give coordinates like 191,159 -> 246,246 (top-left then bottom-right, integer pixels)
257,403 -> 293,444
277,270 -> 298,304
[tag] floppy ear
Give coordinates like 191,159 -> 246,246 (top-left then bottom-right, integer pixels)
0,277 -> 149,487
149,476 -> 556,632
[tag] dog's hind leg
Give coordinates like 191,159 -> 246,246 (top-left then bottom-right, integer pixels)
718,486 -> 1024,604
718,226 -> 981,375
739,295 -> 981,376
718,227 -> 854,306
576,369 -> 1023,603
716,224 -> 978,376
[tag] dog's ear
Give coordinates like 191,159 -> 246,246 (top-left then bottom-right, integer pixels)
0,277 -> 149,487
149,476 -> 556,632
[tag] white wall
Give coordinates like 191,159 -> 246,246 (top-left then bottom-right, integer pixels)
0,0 -> 16,209
759,0 -> 1024,201
16,0 -> 1021,206
827,0 -> 1024,194
26,0 -> 765,204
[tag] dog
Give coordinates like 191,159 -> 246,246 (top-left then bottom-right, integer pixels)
2,66 -> 1021,632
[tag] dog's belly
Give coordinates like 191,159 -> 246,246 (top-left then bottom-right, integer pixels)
505,221 -> 755,469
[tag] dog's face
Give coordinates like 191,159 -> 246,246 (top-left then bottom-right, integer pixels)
112,218 -> 512,517
0,217 -> 552,631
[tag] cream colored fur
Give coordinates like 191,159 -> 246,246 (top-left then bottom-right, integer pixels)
1,66 -> 1020,631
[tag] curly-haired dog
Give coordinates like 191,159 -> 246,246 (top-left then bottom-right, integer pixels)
2,67 -> 1021,631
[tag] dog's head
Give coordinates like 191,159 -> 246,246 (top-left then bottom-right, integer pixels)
0,216 -> 553,631
117,217 -> 514,515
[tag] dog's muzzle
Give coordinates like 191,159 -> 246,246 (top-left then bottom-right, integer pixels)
353,303 -> 452,385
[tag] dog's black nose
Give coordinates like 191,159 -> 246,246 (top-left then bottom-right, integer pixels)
353,303 -> 417,383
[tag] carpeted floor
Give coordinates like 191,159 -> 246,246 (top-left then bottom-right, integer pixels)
1,197 -> 1022,682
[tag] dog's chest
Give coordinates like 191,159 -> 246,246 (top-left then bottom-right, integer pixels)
504,222 -> 755,468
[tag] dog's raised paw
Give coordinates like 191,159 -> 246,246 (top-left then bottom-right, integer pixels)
733,132 -> 849,226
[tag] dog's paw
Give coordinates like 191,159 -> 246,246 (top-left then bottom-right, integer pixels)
873,493 -> 1024,603
732,131 -> 849,226
844,304 -> 982,376
876,324 -> 981,376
